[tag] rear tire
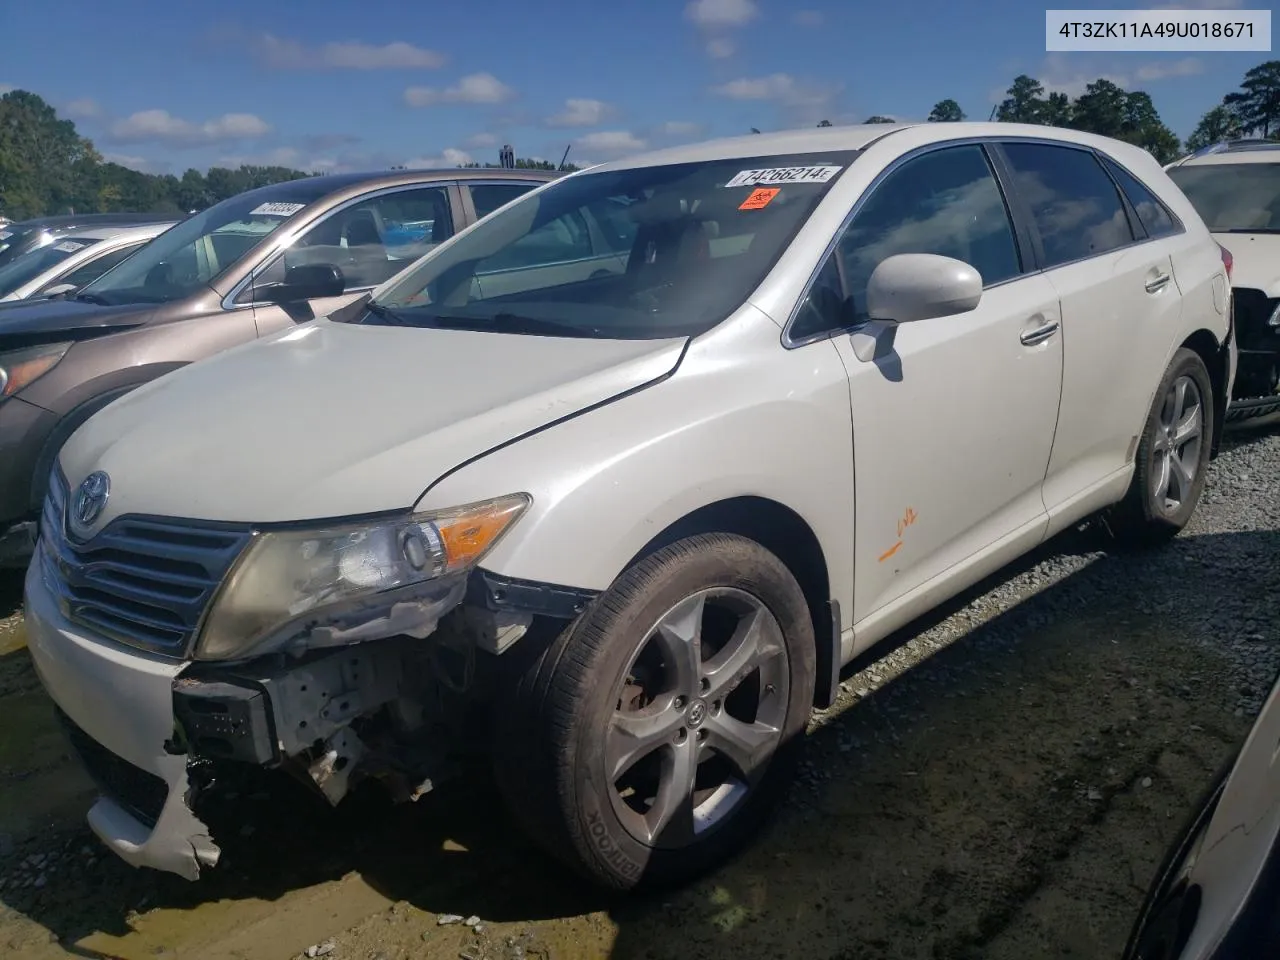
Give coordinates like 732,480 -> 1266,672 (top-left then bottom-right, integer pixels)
1108,348 -> 1214,547
492,533 -> 816,891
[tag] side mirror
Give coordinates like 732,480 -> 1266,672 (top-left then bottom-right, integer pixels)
257,263 -> 345,303
865,253 -> 982,325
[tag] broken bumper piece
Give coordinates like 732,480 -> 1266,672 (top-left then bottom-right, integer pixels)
24,557 -> 220,880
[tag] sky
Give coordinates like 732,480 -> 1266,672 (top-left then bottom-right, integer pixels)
0,0 -> 1271,176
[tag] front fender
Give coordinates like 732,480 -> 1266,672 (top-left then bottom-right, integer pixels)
417,310 -> 857,618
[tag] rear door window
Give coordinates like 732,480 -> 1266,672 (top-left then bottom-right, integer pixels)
1000,142 -> 1135,267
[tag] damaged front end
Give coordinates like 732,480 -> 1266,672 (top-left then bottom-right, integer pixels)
166,579 -> 538,861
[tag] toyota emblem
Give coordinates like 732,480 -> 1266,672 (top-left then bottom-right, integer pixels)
71,471 -> 111,533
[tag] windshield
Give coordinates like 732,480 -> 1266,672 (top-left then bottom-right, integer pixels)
0,236 -> 100,298
0,226 -> 52,269
78,178 -> 333,305
366,152 -> 859,339
1167,162 -> 1280,233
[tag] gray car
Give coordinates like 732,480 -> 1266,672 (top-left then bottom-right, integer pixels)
0,168 -> 558,566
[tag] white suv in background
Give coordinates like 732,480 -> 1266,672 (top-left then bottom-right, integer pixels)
1167,139 -> 1280,421
26,122 -> 1234,892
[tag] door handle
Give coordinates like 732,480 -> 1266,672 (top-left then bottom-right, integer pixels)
1145,273 -> 1171,294
1020,320 -> 1059,346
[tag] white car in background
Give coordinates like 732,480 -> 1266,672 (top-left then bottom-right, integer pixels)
1166,139 -> 1280,421
26,122 -> 1234,892
0,221 -> 176,303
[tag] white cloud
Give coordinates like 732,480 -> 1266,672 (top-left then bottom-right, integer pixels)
464,132 -> 500,148
402,147 -> 474,168
403,73 -> 515,107
793,9 -> 824,26
545,98 -> 614,127
63,98 -> 102,120
217,146 -> 303,168
706,37 -> 735,58
990,56 -> 1205,103
685,0 -> 758,26
107,109 -> 271,146
576,130 -> 647,154
711,73 -> 842,126
659,120 -> 705,137
253,34 -> 446,70
711,73 -> 800,100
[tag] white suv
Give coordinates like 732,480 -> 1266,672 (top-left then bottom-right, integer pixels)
1166,139 -> 1280,420
24,122 -> 1234,891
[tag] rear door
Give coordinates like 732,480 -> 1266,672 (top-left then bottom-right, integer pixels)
240,182 -> 463,336
996,140 -> 1183,530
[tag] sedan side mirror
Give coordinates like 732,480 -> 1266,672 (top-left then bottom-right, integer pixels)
865,253 -> 982,325
257,263 -> 346,303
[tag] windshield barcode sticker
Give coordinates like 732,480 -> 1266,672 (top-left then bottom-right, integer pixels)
249,201 -> 306,218
724,165 -> 843,187
53,240 -> 86,252
0,231 -> 11,240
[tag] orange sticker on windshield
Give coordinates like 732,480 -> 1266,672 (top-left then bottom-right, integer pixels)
739,187 -> 780,210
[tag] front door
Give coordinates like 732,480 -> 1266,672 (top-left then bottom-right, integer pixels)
817,143 -> 1065,631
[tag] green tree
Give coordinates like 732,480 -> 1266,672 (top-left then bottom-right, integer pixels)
865,115 -> 896,124
996,75 -> 1045,123
1185,105 -> 1244,151
1041,92 -> 1072,127
0,89 -> 101,218
1070,79 -> 1128,137
817,119 -> 833,127
927,99 -> 965,122
1223,60 -> 1280,136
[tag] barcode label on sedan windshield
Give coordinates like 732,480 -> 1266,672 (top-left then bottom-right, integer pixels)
724,165 -> 843,187
53,240 -> 87,252
249,202 -> 306,217
0,231 -> 11,240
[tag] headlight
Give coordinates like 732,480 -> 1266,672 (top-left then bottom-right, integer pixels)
0,342 -> 72,399
195,493 -> 530,661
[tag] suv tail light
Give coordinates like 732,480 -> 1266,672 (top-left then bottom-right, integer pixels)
1218,242 -> 1233,282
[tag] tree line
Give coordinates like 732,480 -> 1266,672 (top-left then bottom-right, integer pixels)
3,61 -> 1278,220
812,60 -> 1279,165
0,89 -> 578,221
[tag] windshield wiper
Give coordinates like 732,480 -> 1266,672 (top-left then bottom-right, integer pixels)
74,292 -> 112,305
366,308 -> 600,337
362,300 -> 408,325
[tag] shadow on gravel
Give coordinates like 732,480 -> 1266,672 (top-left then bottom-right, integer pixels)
0,522 -> 1276,959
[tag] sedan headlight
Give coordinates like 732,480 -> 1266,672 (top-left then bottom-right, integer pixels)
0,342 -> 72,400
195,493 -> 530,661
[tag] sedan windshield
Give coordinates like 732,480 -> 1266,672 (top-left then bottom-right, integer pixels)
0,226 -> 51,269
1167,162 -> 1280,232
78,179 -> 333,305
0,237 -> 99,298
366,151 -> 859,339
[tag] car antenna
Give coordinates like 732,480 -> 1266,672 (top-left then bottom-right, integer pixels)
558,144 -> 572,171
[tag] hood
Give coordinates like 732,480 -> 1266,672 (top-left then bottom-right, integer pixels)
60,318 -> 687,525
1213,232 -> 1280,297
0,298 -> 154,346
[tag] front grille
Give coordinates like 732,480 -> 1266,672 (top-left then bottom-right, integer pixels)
40,468 -> 252,656
56,707 -> 169,828
1234,287 -> 1280,351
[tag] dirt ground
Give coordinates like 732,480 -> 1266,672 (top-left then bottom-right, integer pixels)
0,427 -> 1276,960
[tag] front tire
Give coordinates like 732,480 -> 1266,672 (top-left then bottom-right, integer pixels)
492,533 -> 816,890
1109,348 -> 1214,546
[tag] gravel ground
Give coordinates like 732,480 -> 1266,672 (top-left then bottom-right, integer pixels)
0,422 -> 1275,960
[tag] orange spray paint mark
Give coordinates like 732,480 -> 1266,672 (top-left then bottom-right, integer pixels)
879,508 -> 918,563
